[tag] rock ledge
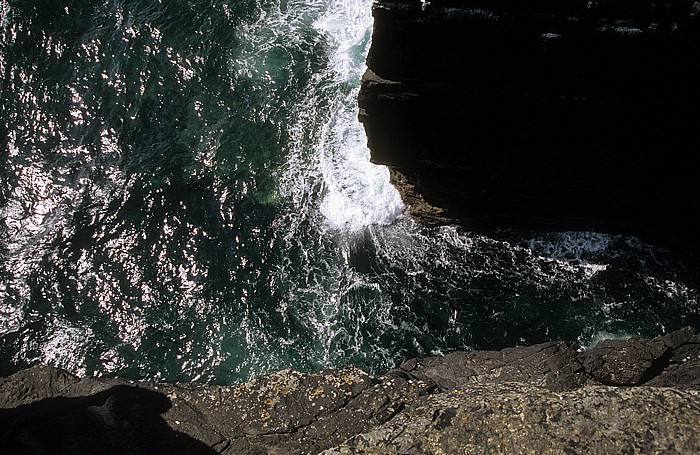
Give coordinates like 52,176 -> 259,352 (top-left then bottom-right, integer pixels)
1,328 -> 699,453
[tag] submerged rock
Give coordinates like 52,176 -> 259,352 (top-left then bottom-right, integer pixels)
1,328 -> 699,453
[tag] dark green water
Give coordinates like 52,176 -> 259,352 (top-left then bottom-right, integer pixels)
1,0 -> 697,384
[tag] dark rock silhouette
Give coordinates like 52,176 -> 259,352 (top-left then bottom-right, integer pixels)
359,0 -> 700,253
0,383 -> 220,454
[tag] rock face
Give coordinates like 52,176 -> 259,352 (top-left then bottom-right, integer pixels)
359,0 -> 700,251
324,384 -> 700,455
1,328 -> 699,454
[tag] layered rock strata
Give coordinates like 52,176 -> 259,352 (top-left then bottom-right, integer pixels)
359,0 -> 700,251
1,328 -> 699,454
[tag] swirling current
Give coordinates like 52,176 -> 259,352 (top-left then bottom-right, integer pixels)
1,0 -> 698,384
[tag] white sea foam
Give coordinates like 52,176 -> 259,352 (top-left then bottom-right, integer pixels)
222,0 -> 409,373
316,98 -> 405,231
280,0 -> 405,233
526,231 -> 613,277
262,0 -> 410,372
526,231 -> 613,260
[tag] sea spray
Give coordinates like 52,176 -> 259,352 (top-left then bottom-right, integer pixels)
277,0 -> 404,233
313,0 -> 405,231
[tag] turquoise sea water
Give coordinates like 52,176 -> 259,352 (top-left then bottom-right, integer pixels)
1,0 -> 698,384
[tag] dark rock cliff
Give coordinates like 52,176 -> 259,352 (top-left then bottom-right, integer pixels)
359,0 -> 700,251
2,328 -> 699,453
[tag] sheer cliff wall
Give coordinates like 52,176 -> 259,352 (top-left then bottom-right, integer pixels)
359,0 -> 700,251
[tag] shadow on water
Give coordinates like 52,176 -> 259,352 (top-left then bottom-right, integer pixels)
0,385 -> 219,455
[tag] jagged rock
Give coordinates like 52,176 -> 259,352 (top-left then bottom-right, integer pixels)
578,328 -> 700,386
0,365 -> 432,454
578,337 -> 670,385
592,327 -> 700,388
169,366 -> 434,454
644,329 -> 700,389
0,370 -> 223,454
396,340 -> 586,390
1,328 -> 699,454
322,383 -> 700,454
661,326 -> 698,349
359,0 -> 700,251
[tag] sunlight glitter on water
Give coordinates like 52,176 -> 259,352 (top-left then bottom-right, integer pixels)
0,0 -> 697,384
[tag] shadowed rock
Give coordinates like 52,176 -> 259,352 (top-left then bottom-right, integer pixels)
359,0 -> 700,253
0,381 -> 220,454
579,326 -> 700,386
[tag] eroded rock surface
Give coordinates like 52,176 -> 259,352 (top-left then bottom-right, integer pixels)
323,384 -> 700,455
1,328 -> 699,453
397,340 -> 587,390
582,326 -> 700,389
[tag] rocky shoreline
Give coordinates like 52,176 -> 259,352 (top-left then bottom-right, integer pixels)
1,328 -> 698,453
359,0 -> 700,252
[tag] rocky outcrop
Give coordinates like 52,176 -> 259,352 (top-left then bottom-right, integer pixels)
1,328 -> 699,453
398,340 -> 588,390
359,0 -> 700,251
324,383 -> 700,454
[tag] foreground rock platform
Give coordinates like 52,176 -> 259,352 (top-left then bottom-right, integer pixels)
359,0 -> 700,252
1,328 -> 699,453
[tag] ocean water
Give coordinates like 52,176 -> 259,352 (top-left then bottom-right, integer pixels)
0,0 -> 697,384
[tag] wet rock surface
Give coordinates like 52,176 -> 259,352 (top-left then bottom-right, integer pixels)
359,0 -> 700,252
1,328 -> 699,453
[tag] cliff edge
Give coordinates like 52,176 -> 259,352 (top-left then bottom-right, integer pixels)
2,328 -> 699,453
359,0 -> 700,251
